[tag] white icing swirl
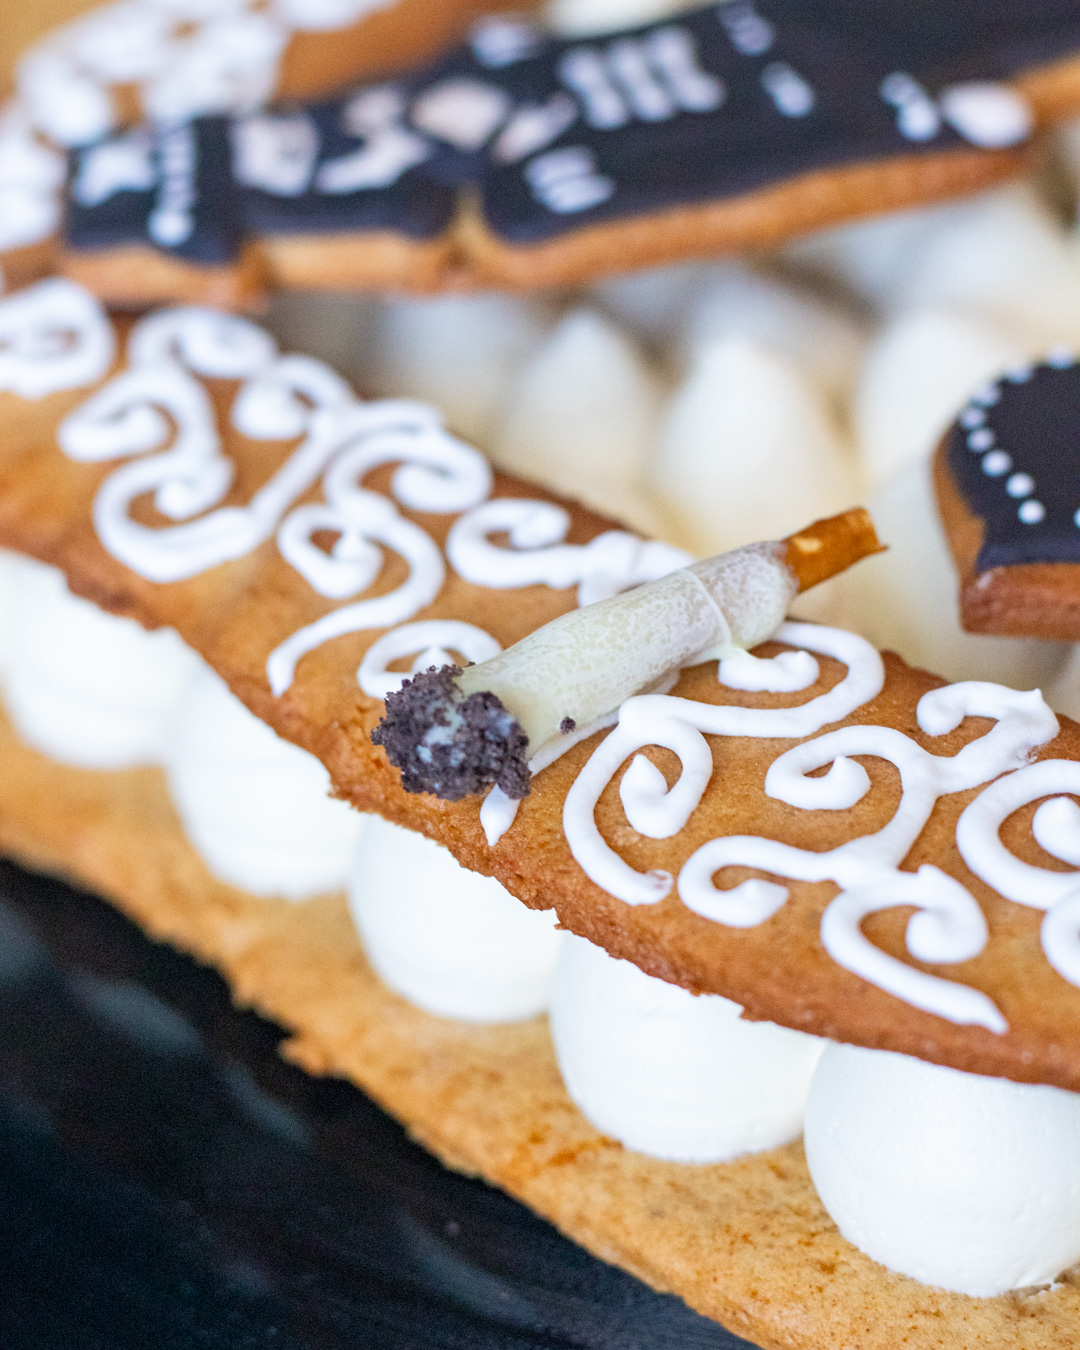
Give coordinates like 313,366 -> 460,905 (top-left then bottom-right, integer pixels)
562,623 -> 885,905
268,498 -> 446,694
554,620 -> 1063,1030
357,620 -> 501,700
0,279 -> 114,399
956,759 -> 1080,911
59,309 -> 362,584
678,682 -> 1055,1031
447,497 -> 691,605
266,402 -> 492,693
0,103 -> 64,252
127,306 -> 277,378
716,645 -> 818,692
954,759 -> 1080,991
18,2 -> 292,146
819,866 -> 1005,1033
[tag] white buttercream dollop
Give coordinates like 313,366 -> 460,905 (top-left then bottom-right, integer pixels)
677,260 -> 869,406
4,556 -> 199,768
369,293 -> 551,446
492,307 -> 667,537
549,933 -> 823,1162
0,548 -> 29,679
650,336 -> 859,560
805,1042 -> 1080,1296
854,308 -> 1031,488
347,813 -> 562,1022
165,664 -> 359,899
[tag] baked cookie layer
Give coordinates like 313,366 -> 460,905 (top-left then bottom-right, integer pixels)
1,707 -> 1079,1350
6,302 -> 1080,1092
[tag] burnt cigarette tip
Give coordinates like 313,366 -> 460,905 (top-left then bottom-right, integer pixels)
372,665 -> 532,802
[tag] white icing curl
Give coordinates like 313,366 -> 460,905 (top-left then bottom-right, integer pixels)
357,620 -> 501,700
59,314 -> 354,583
678,682 -> 1057,1031
0,279 -> 114,399
562,623 -> 885,906
553,619 -> 1063,1029
265,402 -> 492,693
447,497 -> 690,605
127,306 -> 277,378
953,759 -> 1080,991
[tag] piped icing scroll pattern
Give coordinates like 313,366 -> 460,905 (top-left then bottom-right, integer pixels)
57,305 -> 359,583
17,0 -> 399,150
943,354 -> 1080,571
531,621 -> 1080,1033
447,498 -> 691,606
13,280 -> 674,702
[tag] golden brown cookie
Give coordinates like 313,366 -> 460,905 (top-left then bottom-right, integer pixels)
4,292 -> 1080,1096
59,240 -> 270,312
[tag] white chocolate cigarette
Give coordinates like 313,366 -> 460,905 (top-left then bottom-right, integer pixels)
372,509 -> 881,801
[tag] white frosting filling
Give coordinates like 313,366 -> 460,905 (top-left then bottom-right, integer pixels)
4,556 -> 198,769
650,336 -> 858,558
491,307 -> 667,537
165,664 -> 359,899
0,548 -> 29,680
677,259 -> 869,404
370,293 -> 551,446
550,933 -> 822,1162
854,308 -> 1031,489
805,1042 -> 1080,1296
347,813 -> 562,1023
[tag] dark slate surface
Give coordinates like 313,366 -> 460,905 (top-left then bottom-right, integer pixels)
0,859 -> 760,1350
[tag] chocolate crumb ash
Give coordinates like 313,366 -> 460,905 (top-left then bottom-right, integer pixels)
372,666 -> 531,801
560,717 -> 577,734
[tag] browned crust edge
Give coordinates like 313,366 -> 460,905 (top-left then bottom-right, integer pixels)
260,228 -> 456,294
58,241 -> 270,312
454,146 -> 1029,291
933,437 -> 1080,641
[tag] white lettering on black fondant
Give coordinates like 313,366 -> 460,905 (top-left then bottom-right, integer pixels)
524,146 -> 615,214
232,114 -> 319,196
73,130 -> 155,207
316,87 -> 432,193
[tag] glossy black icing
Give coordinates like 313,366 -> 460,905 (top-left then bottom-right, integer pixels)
0,860 -> 758,1349
66,117 -> 243,264
944,357 -> 1080,571
61,0 -> 1080,258
234,87 -> 456,241
467,7 -> 973,244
